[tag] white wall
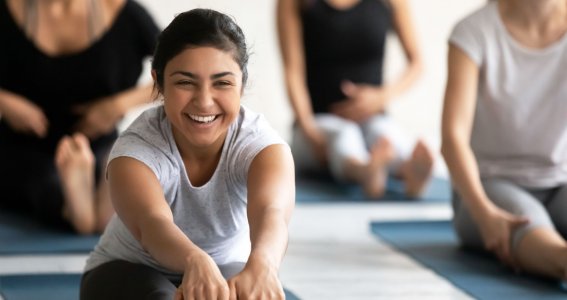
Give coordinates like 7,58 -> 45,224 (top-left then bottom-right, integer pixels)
132,0 -> 485,149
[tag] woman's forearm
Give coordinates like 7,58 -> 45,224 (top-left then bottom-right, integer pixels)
110,83 -> 154,118
441,136 -> 495,220
381,56 -> 423,103
137,214 -> 205,273
285,73 -> 317,132
247,208 -> 289,270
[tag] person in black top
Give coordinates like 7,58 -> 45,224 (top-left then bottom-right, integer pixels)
278,0 -> 434,198
0,0 -> 159,234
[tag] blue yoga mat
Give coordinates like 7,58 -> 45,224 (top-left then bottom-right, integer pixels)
0,212 -> 99,254
296,173 -> 450,203
0,274 -> 80,300
0,274 -> 301,300
370,220 -> 567,299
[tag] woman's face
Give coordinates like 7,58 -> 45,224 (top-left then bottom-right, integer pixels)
161,46 -> 243,152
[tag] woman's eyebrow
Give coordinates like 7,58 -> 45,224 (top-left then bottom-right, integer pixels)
169,71 -> 235,79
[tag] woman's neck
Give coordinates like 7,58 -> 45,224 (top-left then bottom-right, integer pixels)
499,0 -> 567,48
500,0 -> 567,32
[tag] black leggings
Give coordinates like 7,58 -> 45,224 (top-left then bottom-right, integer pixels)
81,260 -> 179,300
80,260 -> 246,300
0,132 -> 116,229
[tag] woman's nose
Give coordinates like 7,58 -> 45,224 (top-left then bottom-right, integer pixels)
193,86 -> 215,108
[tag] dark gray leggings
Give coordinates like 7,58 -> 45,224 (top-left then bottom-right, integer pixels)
80,260 -> 245,300
452,179 -> 567,250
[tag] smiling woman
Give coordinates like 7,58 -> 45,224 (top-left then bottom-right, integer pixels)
162,47 -> 243,160
80,8 -> 295,300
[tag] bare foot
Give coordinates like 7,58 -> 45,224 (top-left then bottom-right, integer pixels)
55,133 -> 96,234
364,138 -> 395,198
401,140 -> 434,198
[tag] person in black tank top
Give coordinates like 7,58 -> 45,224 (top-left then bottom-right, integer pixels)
278,0 -> 435,198
0,0 -> 159,234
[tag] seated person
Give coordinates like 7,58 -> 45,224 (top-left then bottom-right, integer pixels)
442,0 -> 567,282
277,0 -> 434,198
0,0 -> 159,234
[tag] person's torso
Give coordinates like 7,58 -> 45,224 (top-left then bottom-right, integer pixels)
456,2 -> 567,187
301,0 -> 391,113
0,0 -> 158,151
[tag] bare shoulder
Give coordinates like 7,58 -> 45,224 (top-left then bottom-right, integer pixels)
100,0 -> 127,29
384,0 -> 408,10
102,0 -> 127,16
5,0 -> 25,27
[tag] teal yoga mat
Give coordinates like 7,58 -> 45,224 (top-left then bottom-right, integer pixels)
370,220 -> 566,299
296,174 -> 450,203
0,212 -> 99,254
0,274 -> 301,300
0,274 -> 80,300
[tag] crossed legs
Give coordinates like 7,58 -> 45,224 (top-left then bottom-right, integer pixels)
453,180 -> 567,280
291,114 -> 434,198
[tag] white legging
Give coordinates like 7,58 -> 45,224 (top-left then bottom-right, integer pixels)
291,113 -> 414,181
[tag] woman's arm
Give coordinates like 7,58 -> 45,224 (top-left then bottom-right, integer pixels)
108,156 -> 209,271
108,157 -> 229,299
277,0 -> 327,162
73,83 -> 154,139
0,88 -> 49,137
383,0 -> 423,100
228,144 -> 295,299
441,45 -> 490,220
109,156 -> 230,299
330,0 -> 423,121
441,45 -> 528,265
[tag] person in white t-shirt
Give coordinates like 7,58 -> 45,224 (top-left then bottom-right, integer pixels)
80,9 -> 294,300
442,0 -> 567,281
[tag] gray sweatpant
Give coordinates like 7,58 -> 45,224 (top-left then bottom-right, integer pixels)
452,179 -> 567,250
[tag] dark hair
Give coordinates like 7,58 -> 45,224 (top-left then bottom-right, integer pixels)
151,9 -> 249,93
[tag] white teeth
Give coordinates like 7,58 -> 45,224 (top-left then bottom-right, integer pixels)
188,114 -> 216,123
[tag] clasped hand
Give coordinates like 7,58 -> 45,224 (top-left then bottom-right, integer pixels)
0,94 -> 49,138
477,206 -> 529,270
330,80 -> 388,122
73,96 -> 123,139
175,254 -> 284,300
0,93 -> 121,140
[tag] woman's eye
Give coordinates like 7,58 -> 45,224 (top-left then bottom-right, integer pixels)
215,81 -> 233,87
176,81 -> 193,86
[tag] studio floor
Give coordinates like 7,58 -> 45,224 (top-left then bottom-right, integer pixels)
0,201 -> 470,300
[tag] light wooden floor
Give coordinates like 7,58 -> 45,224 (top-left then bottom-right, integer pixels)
280,203 -> 470,299
0,202 -> 471,300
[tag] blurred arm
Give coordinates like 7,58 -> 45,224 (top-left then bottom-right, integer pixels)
440,44 -> 495,220
382,0 -> 424,102
277,0 -> 318,135
245,144 -> 295,270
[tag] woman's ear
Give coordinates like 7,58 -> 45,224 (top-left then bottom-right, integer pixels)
150,69 -> 163,100
151,69 -> 158,83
